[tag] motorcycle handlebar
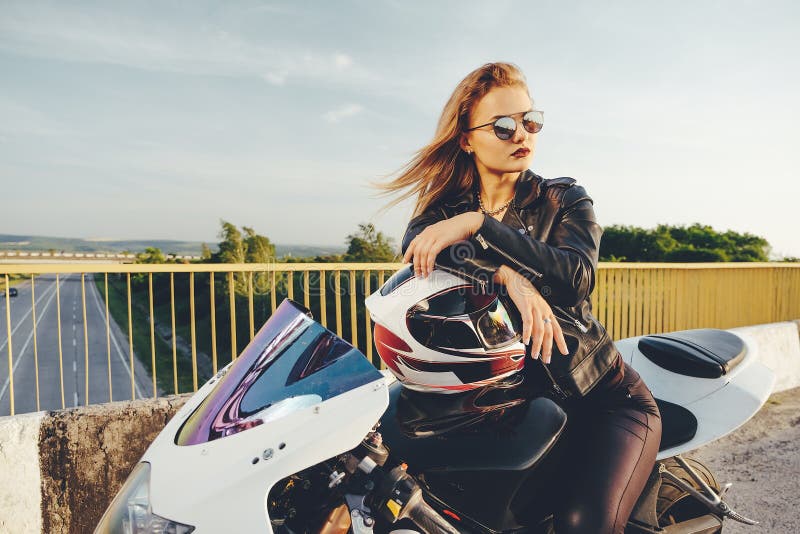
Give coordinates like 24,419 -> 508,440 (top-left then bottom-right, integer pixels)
407,499 -> 460,534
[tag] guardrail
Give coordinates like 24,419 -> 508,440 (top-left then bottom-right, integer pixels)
0,251 -> 199,261
1,262 -> 798,416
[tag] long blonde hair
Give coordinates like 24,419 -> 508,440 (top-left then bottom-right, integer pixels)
374,62 -> 530,218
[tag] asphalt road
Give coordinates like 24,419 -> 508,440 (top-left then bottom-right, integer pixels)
692,385 -> 800,533
0,274 -> 151,416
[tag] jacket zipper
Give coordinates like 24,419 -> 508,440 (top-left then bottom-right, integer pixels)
432,263 -> 487,290
538,358 -> 569,400
553,305 -> 589,333
474,233 -> 544,279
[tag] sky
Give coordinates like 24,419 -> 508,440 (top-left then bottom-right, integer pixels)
1,0 -> 799,258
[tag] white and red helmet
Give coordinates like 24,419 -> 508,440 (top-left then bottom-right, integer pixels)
365,266 -> 526,393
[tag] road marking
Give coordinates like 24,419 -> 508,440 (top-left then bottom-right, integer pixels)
72,338 -> 76,347
87,275 -> 144,399
0,276 -> 62,354
0,276 -> 65,404
73,391 -> 78,407
73,360 -> 76,372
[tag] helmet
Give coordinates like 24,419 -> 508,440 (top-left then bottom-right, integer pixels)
364,266 -> 526,393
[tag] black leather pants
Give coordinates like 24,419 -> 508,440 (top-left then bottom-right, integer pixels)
552,359 -> 662,534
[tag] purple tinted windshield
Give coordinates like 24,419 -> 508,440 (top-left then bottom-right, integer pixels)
176,299 -> 383,446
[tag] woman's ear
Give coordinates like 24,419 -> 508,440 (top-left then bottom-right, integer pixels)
459,133 -> 472,154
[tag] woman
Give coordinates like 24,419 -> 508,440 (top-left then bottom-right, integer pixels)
377,62 -> 662,533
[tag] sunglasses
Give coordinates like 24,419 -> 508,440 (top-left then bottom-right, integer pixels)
464,110 -> 544,140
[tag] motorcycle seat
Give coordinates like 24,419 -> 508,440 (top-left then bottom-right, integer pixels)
638,328 -> 746,379
655,398 -> 698,451
379,382 -> 567,474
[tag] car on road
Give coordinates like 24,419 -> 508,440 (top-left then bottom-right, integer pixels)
1,287 -> 18,297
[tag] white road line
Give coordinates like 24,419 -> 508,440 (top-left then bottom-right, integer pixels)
87,275 -> 144,399
73,391 -> 78,407
0,276 -> 65,404
0,277 -> 61,354
73,361 -> 76,372
72,338 -> 76,347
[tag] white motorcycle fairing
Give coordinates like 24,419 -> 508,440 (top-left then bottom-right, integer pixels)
98,293 -> 776,533
616,329 -> 775,460
139,299 -> 389,533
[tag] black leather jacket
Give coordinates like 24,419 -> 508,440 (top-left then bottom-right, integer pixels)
401,170 -> 619,398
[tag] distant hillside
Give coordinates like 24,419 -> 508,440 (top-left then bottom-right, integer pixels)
0,234 -> 346,259
273,244 -> 348,258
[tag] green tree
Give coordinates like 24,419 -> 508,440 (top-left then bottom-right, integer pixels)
217,221 -> 246,264
243,226 -> 276,263
200,243 -> 214,262
600,223 -> 770,262
243,226 -> 277,294
344,223 -> 398,263
215,220 -> 280,295
132,247 -> 168,286
136,247 -> 166,264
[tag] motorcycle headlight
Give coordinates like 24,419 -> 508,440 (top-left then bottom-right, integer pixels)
95,462 -> 195,534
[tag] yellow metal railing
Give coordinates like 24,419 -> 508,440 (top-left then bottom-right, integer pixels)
0,262 -> 798,416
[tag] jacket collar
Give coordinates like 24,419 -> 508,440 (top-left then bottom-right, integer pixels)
441,170 -> 543,209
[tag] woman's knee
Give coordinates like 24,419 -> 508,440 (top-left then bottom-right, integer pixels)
555,502 -> 620,534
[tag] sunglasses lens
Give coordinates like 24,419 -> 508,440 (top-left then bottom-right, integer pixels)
523,111 -> 544,134
493,116 -> 516,140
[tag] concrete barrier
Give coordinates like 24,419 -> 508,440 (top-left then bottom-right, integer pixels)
0,395 -> 190,534
0,412 -> 44,533
730,320 -> 800,393
1,320 -> 798,533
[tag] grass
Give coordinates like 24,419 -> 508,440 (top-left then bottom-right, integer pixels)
2,274 -> 31,289
94,274 -> 197,395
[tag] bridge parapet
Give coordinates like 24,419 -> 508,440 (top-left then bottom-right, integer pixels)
0,394 -> 190,534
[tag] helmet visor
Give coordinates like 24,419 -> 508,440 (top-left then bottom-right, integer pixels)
408,287 -> 521,351
471,297 -> 520,349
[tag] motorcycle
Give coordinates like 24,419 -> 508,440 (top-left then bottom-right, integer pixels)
95,293 -> 774,533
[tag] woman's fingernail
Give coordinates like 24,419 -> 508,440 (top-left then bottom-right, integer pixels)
533,351 -> 540,360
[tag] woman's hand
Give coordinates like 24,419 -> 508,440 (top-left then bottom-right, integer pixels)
495,266 -> 569,363
402,212 -> 484,278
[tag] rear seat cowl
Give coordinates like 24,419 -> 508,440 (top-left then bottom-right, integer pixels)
637,328 -> 746,379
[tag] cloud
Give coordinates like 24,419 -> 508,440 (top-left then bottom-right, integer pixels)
323,104 -> 364,123
262,71 -> 288,85
0,4 -> 372,88
0,97 -> 74,137
334,53 -> 353,69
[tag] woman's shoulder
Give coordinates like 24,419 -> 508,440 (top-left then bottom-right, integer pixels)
538,175 -> 593,208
